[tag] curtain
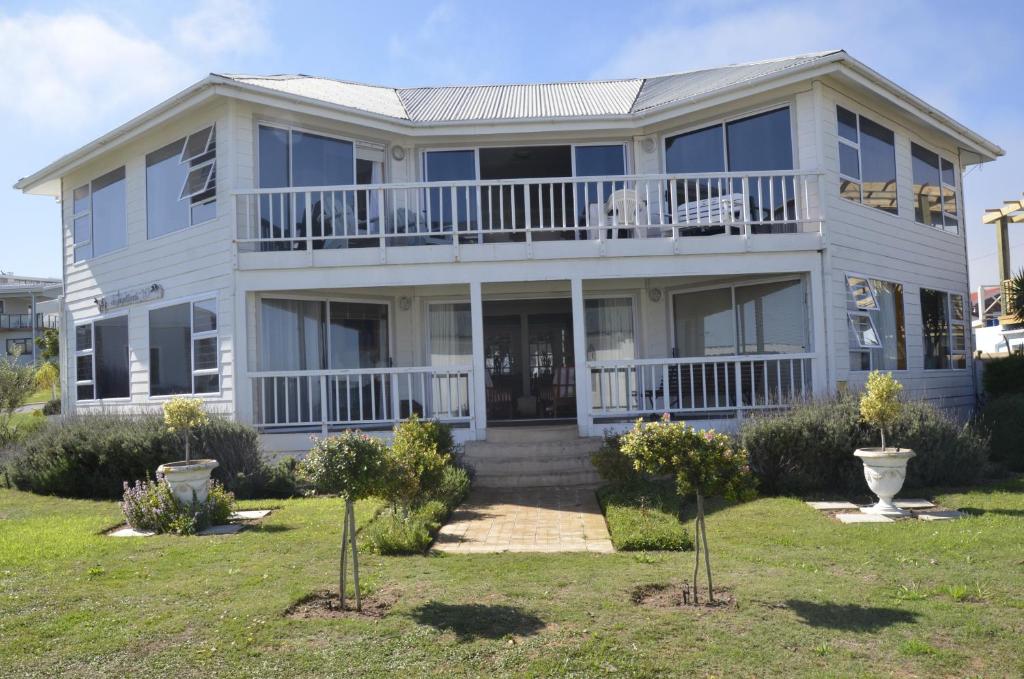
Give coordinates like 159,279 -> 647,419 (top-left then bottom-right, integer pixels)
585,298 -> 634,360
873,281 -> 906,370
259,299 -> 324,371
428,303 -> 472,415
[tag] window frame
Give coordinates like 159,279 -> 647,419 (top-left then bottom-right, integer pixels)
146,295 -> 220,398
660,103 -> 796,175
6,338 -> 32,357
145,124 -> 219,241
835,106 -> 898,214
919,287 -> 969,370
844,273 -> 907,372
847,312 -> 882,349
73,310 -> 131,403
256,121 -> 382,190
667,275 -> 810,358
910,141 -> 961,234
70,167 -> 128,264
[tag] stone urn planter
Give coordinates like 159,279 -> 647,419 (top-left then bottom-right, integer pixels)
157,459 -> 219,504
854,448 -> 915,516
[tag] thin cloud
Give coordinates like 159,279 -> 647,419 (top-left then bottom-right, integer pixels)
173,0 -> 269,57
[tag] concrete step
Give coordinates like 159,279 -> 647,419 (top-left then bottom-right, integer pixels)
484,424 -> 580,444
463,438 -> 603,460
468,454 -> 600,476
474,468 -> 604,488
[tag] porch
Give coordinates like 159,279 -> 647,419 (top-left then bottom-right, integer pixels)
244,273 -> 824,441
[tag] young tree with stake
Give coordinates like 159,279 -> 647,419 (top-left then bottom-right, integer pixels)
621,414 -> 755,604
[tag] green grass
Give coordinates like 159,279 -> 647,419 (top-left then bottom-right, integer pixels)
1,477 -> 1023,677
597,480 -> 693,551
24,384 -> 58,405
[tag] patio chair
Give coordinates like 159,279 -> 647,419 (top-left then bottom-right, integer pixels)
550,366 -> 575,417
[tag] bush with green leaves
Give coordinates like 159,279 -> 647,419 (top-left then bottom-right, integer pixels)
621,415 -> 755,604
0,352 -> 37,447
590,432 -> 647,485
121,478 -> 234,535
383,415 -> 454,510
597,480 -> 693,551
5,414 -> 275,499
741,395 -> 989,496
979,394 -> 1024,471
363,465 -> 470,555
41,399 -> 61,416
860,371 -> 903,450
982,353 -> 1024,398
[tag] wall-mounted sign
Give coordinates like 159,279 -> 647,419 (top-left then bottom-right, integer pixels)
95,283 -> 163,313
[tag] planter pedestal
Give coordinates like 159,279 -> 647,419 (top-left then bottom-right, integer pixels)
157,459 -> 219,504
854,448 -> 915,517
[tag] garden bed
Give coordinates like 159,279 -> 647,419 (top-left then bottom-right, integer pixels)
596,480 -> 693,551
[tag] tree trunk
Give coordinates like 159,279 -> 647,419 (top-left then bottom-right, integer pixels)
880,427 -> 886,452
184,427 -> 191,463
349,500 -> 361,611
692,495 -> 702,606
340,501 -> 349,610
697,493 -> 714,602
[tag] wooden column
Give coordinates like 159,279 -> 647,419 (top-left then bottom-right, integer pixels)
996,215 -> 1012,282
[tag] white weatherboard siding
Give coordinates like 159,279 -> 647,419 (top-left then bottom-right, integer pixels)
818,84 -> 974,409
61,101 -> 236,415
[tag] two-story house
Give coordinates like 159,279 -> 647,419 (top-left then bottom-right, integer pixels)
0,274 -> 60,365
15,50 -> 1002,479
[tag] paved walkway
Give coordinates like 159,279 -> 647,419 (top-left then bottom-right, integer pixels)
434,486 -> 614,553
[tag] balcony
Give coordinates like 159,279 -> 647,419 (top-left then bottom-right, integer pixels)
235,170 -> 823,266
1000,278 -> 1021,326
0,313 -> 58,330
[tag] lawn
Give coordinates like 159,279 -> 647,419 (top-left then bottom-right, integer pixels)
1,478 -> 1023,677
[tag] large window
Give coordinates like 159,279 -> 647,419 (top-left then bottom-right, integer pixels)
424,150 -> 478,232
428,303 -> 472,367
920,289 -> 967,369
146,125 -> 216,238
673,279 -> 808,357
72,167 -> 127,262
258,298 -> 389,371
6,338 -> 31,357
911,143 -> 959,233
846,275 -> 906,371
149,299 -> 219,395
75,316 -> 129,400
585,298 -> 635,361
837,107 -> 897,214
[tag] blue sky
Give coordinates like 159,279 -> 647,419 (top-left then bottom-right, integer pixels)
2,0 -> 1022,289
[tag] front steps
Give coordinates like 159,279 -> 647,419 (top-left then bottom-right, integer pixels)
462,424 -> 604,488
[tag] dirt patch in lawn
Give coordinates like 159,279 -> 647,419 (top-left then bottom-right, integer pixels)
630,582 -> 736,611
284,588 -> 397,620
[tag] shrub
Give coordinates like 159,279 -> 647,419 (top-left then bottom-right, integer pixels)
41,399 -> 60,416
979,395 -> 1024,471
860,371 -> 903,450
982,353 -> 1024,398
6,414 -> 271,500
121,478 -> 234,535
425,465 -> 471,507
597,481 -> 692,551
590,432 -> 646,485
0,354 -> 36,447
363,500 -> 448,555
384,415 -> 453,510
741,396 -> 989,496
163,396 -> 210,463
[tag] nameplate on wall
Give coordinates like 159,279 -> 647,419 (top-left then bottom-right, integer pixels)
95,284 -> 163,313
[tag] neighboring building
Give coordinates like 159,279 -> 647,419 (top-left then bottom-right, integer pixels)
0,274 -> 61,365
14,50 -> 1002,463
975,199 -> 1024,354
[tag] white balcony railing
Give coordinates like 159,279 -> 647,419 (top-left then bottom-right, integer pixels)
587,353 -> 814,419
235,171 -> 822,253
251,365 -> 473,431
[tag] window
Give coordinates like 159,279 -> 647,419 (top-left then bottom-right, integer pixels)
424,149 -> 478,231
920,289 -> 967,369
429,303 -> 472,367
585,298 -> 635,361
672,279 -> 808,357
75,316 -> 129,400
846,275 -> 906,371
911,143 -> 959,233
6,338 -> 31,357
149,299 -> 219,396
72,167 -> 127,262
574,145 -> 627,224
146,125 -> 216,238
665,108 -> 795,228
837,107 -> 897,214
258,298 -> 389,371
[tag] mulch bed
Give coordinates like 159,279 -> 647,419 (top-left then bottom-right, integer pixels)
284,588 -> 397,620
630,582 -> 736,611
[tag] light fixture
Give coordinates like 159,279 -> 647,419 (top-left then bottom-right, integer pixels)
647,287 -> 662,302
391,145 -> 406,161
641,137 -> 656,154
398,296 -> 412,311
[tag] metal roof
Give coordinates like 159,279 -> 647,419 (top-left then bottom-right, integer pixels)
221,52 -> 840,124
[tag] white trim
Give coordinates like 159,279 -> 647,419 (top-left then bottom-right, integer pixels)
73,309 -> 130,403
145,294 -> 222,398
834,104 -> 898,215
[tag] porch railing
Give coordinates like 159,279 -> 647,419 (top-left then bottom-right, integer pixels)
235,170 -> 822,253
0,313 -> 58,330
251,366 -> 473,431
587,353 -> 814,419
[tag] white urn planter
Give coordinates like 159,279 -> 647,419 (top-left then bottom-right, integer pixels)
854,448 -> 915,517
157,459 -> 219,504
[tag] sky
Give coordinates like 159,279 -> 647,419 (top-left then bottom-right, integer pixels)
1,0 -> 1022,290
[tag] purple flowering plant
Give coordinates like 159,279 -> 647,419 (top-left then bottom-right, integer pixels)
121,477 -> 234,535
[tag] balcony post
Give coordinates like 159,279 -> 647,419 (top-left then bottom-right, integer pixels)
570,278 -> 592,437
469,282 -> 487,440
30,292 -> 37,363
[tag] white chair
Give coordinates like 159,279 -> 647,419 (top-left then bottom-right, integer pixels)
603,189 -> 670,239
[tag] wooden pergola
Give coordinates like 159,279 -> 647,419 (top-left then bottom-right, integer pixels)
982,197 -> 1024,324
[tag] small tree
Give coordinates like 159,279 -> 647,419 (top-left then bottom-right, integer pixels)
384,415 -> 452,512
163,397 -> 209,463
300,431 -> 388,611
35,362 -> 59,401
34,328 -> 59,362
859,371 -> 903,451
621,414 -> 755,604
0,348 -> 37,445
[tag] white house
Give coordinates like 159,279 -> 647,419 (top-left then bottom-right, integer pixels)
14,50 -> 1002,481
0,274 -> 61,365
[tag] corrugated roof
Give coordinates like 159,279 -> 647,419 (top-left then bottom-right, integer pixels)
221,52 -> 840,124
